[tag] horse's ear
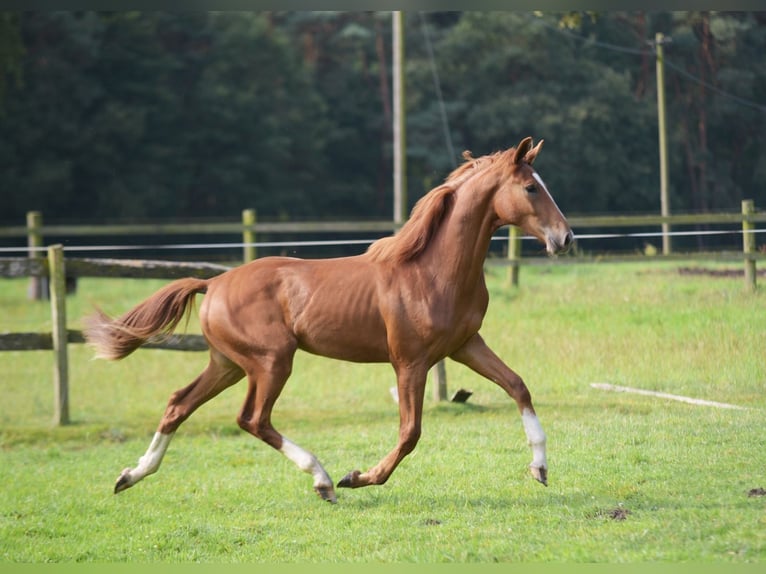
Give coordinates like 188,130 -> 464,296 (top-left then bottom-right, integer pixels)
524,139 -> 544,165
512,137 -> 534,165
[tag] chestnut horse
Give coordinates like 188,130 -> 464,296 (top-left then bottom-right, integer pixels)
84,137 -> 573,503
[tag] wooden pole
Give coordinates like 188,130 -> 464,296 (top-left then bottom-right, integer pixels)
431,359 -> 448,402
742,199 -> 757,292
242,208 -> 256,263
655,33 -> 672,255
393,11 -> 447,399
508,225 -> 521,287
392,11 -> 407,226
27,211 -> 45,300
48,244 -> 70,425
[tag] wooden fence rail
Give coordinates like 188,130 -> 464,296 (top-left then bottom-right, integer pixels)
4,208 -> 766,241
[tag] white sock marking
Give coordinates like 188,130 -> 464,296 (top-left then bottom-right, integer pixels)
135,432 -> 174,477
280,437 -> 332,488
120,431 -> 174,488
521,408 -> 547,469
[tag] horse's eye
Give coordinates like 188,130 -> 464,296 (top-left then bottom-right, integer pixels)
525,184 -> 537,195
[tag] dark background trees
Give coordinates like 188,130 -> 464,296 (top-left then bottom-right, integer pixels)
1,11 -> 764,227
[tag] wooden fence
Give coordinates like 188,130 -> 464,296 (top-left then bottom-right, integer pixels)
0,247 -> 228,425
4,203 -> 766,279
504,199 -> 765,290
1,201 -> 763,424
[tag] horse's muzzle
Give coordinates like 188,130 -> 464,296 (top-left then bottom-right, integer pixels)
546,230 -> 574,255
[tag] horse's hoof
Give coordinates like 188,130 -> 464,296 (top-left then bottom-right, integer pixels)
529,465 -> 548,486
314,485 -> 338,503
337,470 -> 361,488
114,469 -> 133,494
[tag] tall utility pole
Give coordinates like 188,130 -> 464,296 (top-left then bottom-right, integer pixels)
392,11 -> 406,225
654,32 -> 672,255
392,12 -> 447,401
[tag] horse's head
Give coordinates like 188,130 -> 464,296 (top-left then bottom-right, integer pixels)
493,137 -> 574,255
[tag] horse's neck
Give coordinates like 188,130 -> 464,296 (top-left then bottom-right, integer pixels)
422,186 -> 496,291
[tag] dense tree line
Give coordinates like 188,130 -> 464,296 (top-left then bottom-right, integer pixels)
1,11 -> 765,227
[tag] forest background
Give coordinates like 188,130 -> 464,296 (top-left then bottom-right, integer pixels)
0,11 -> 765,236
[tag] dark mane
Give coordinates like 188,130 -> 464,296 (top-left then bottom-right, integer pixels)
366,149 -> 509,264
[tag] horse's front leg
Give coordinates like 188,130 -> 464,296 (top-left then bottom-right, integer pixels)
337,364 -> 427,489
451,333 -> 548,486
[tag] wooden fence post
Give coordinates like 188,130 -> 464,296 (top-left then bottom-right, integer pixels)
27,211 -> 46,300
507,225 -> 521,287
742,199 -> 757,292
242,208 -> 256,263
431,360 -> 448,402
48,244 -> 70,425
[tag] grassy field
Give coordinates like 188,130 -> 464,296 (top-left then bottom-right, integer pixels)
0,261 -> 764,563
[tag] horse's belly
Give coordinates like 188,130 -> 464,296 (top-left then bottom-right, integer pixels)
296,319 -> 390,363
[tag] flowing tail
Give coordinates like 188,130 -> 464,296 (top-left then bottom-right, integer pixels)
84,277 -> 209,361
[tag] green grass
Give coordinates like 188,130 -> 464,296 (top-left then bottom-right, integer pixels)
1,261 -> 765,562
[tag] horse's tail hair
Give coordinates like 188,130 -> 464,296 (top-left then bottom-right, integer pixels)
84,277 -> 209,361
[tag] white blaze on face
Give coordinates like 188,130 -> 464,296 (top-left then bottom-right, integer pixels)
531,171 -> 568,253
531,172 -> 548,193
521,408 -> 547,469
532,172 -> 566,221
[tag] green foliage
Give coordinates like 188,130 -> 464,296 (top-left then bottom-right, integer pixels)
408,13 -> 660,214
1,12 -> 765,226
0,12 -> 24,108
1,263 -> 765,561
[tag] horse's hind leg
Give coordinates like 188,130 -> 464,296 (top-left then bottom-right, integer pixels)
114,349 -> 244,493
450,333 -> 548,486
236,354 -> 337,503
